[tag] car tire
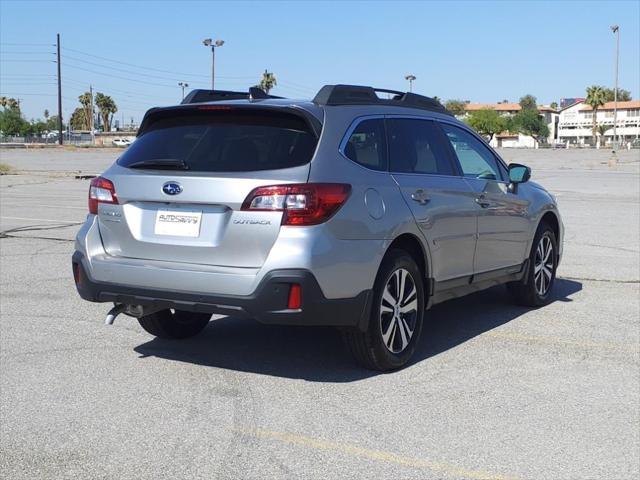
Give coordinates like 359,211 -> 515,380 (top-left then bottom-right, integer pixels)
137,309 -> 211,339
344,249 -> 425,371
508,222 -> 558,307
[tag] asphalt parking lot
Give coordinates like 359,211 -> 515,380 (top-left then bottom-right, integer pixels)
1,147 -> 639,480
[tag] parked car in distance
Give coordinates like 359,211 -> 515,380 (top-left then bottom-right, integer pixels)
72,85 -> 563,371
113,138 -> 132,147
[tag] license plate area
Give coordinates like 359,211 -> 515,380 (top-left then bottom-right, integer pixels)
154,209 -> 202,237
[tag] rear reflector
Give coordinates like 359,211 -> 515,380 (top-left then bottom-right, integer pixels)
88,176 -> 118,214
72,262 -> 81,285
241,183 -> 351,226
287,284 -> 302,309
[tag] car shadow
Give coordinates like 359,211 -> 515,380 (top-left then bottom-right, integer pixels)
134,278 -> 582,383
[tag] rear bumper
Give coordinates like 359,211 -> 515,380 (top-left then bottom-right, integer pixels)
72,251 -> 371,328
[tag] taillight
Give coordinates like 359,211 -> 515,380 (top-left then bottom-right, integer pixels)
88,176 -> 118,214
241,183 -> 351,226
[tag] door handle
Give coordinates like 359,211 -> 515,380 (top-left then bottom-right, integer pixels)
411,189 -> 430,205
475,195 -> 491,208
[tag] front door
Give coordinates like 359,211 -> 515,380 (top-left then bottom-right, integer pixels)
440,123 -> 531,273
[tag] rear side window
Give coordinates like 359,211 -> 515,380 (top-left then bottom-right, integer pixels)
388,119 -> 455,176
343,119 -> 388,171
117,110 -> 318,172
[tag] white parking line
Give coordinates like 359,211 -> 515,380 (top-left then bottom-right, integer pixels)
0,216 -> 82,223
0,203 -> 87,210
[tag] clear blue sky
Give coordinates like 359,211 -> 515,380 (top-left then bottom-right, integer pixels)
1,0 -> 639,124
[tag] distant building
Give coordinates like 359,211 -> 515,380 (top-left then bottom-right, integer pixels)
560,97 -> 585,109
557,100 -> 640,146
461,103 -> 558,148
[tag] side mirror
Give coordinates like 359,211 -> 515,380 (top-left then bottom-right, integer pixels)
508,163 -> 531,184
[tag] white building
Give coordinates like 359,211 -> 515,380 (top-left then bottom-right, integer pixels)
462,103 -> 559,148
557,100 -> 640,147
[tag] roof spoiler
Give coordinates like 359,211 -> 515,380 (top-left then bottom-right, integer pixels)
181,88 -> 282,104
312,84 -> 452,116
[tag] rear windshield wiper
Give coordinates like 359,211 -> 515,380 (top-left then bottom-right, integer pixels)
127,158 -> 190,170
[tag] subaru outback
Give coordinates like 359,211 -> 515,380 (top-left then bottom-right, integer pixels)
72,85 -> 563,370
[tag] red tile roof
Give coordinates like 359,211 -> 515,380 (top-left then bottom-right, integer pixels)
464,103 -> 558,113
579,100 -> 640,111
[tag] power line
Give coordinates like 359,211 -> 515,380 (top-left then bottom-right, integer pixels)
62,46 -> 255,80
0,42 -> 54,46
61,54 -> 207,83
62,62 -> 240,90
0,92 -> 57,96
62,63 -> 186,88
0,74 -> 56,77
0,51 -> 55,54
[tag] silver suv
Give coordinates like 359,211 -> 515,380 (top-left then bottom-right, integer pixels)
73,85 -> 563,370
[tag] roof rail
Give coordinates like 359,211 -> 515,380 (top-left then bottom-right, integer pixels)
181,88 -> 282,104
312,84 -> 452,116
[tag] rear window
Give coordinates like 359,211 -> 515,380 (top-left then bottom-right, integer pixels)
117,109 -> 318,172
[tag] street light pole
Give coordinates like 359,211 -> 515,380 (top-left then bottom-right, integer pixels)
56,33 -> 63,145
611,25 -> 620,151
178,82 -> 189,100
203,38 -> 224,90
404,74 -> 416,92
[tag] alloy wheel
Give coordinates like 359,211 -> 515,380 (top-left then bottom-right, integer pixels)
534,234 -> 554,296
379,268 -> 418,354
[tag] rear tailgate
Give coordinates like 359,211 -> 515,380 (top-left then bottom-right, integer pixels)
95,105 -> 319,268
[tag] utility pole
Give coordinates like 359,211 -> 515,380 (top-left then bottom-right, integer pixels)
56,33 -> 63,145
89,85 -> 95,145
611,25 -> 620,151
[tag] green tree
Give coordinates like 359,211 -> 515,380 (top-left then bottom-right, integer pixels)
585,85 -> 607,146
30,119 -> 48,136
0,96 -> 20,111
511,108 -> 549,144
256,70 -> 277,94
46,114 -> 61,131
603,88 -> 632,102
445,99 -> 468,116
467,109 -> 507,143
0,97 -> 29,136
550,102 -> 558,110
70,107 -> 89,131
0,108 -> 28,136
519,94 -> 538,111
95,93 -> 118,132
78,91 -> 93,130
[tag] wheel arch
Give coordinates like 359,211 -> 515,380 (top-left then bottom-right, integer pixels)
385,233 -> 430,282
539,210 -> 560,241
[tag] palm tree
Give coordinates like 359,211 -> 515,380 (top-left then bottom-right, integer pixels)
257,70 -> 277,94
94,93 -> 118,132
78,92 -> 93,130
0,96 -> 19,110
597,124 -> 611,147
585,86 -> 607,146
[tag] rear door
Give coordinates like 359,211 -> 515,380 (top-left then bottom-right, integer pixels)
439,123 -> 530,273
97,106 -> 319,268
388,117 -> 478,282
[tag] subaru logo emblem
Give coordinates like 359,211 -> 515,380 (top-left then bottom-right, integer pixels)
162,182 -> 183,195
